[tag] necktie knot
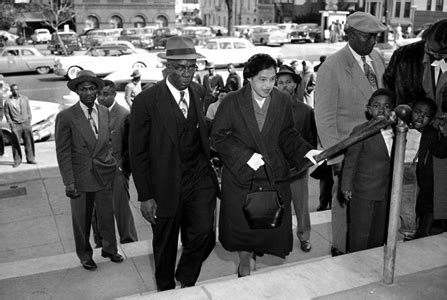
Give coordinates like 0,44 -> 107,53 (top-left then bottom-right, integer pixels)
178,91 -> 188,118
87,107 -> 93,115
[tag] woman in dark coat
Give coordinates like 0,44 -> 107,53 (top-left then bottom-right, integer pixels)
210,54 -> 320,277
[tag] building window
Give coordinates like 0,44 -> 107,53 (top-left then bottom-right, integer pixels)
86,15 -> 99,30
395,1 -> 401,17
370,2 -> 377,16
436,0 -> 443,10
427,0 -> 432,10
156,15 -> 168,27
110,15 -> 123,28
403,2 -> 411,17
133,15 -> 146,28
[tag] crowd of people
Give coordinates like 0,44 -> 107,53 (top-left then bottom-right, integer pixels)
0,10 -> 442,293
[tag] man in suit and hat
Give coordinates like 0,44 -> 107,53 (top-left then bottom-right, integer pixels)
125,69 -> 142,108
55,70 -> 123,270
315,12 -> 387,256
129,36 -> 219,291
202,61 -> 224,113
276,65 -> 318,252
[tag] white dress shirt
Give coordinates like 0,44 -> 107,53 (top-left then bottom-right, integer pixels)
348,44 -> 375,74
166,76 -> 190,108
80,101 -> 99,138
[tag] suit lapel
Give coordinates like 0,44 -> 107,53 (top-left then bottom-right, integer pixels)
370,51 -> 385,88
92,104 -> 108,157
237,85 -> 266,154
189,83 -> 210,159
72,102 -> 97,152
343,46 -> 374,102
156,80 -> 179,150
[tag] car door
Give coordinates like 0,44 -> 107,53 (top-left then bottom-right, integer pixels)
0,48 -> 24,73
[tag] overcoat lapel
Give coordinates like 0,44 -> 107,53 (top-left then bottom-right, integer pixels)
92,104 -> 108,158
72,102 -> 96,152
374,131 -> 390,158
156,80 -> 179,150
189,84 -> 210,159
260,88 -> 281,136
237,85 -> 266,156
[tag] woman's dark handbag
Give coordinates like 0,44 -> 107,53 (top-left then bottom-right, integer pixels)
243,166 -> 284,229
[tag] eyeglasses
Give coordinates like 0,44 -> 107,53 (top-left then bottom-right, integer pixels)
172,63 -> 198,73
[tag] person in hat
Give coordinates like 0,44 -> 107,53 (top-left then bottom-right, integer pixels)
124,69 -> 142,108
384,19 -> 447,236
202,61 -> 224,113
296,60 -> 316,107
129,36 -> 219,291
314,11 -> 387,256
55,70 -> 123,270
276,64 -> 318,252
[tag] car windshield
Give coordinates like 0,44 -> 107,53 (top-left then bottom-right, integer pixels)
204,41 -> 218,49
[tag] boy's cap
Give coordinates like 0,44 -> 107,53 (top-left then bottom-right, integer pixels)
346,12 -> 387,33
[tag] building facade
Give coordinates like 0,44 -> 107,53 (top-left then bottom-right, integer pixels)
73,0 -> 175,32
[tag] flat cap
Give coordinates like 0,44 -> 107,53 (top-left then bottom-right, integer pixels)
346,12 -> 387,33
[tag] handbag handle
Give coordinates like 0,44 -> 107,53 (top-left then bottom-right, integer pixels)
249,163 -> 276,191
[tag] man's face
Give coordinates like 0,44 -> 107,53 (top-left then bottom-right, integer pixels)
277,74 -> 297,96
76,81 -> 98,107
167,59 -> 197,90
133,76 -> 141,83
10,85 -> 19,96
348,28 -> 378,56
302,61 -> 310,72
248,66 -> 276,98
411,102 -> 434,131
98,86 -> 116,108
208,67 -> 215,76
228,65 -> 234,73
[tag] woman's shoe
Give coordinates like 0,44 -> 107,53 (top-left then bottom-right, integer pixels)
237,264 -> 242,278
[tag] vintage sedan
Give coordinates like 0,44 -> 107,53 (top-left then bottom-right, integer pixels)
54,44 -> 162,79
289,23 -> 323,43
0,46 -> 56,74
196,37 -> 281,68
250,25 -> 289,46
60,67 -> 164,110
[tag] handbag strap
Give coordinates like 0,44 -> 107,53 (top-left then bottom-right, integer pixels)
249,164 -> 275,191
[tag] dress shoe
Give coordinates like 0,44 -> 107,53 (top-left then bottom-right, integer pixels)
316,205 -> 330,211
101,252 -> 124,263
27,160 -> 37,164
331,246 -> 345,257
81,258 -> 97,270
300,240 -> 312,252
12,162 -> 21,168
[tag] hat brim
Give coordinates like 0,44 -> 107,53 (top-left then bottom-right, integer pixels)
157,52 -> 205,60
277,71 -> 300,83
67,76 -> 104,92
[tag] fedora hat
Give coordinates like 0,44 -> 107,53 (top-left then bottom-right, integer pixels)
157,36 -> 204,60
67,70 -> 104,92
205,61 -> 215,69
130,69 -> 141,78
277,65 -> 300,83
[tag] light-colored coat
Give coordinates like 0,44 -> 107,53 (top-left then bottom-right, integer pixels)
315,45 -> 386,164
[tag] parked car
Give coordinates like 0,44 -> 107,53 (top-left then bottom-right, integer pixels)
209,25 -> 228,36
31,28 -> 52,44
152,27 -> 178,49
0,46 -> 56,74
53,44 -> 162,79
196,37 -> 282,68
1,99 -> 60,143
118,27 -> 154,49
47,31 -> 83,55
81,28 -> 123,48
277,23 -> 300,42
289,23 -> 323,43
0,30 -> 19,46
250,25 -> 289,46
60,67 -> 164,110
180,26 -> 214,45
100,40 -> 149,53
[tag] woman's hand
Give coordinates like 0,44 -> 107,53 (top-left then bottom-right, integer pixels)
247,153 -> 264,171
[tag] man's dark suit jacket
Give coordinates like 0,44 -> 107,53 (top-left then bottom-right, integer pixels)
341,121 -> 392,201
55,102 -> 116,191
129,79 -> 216,217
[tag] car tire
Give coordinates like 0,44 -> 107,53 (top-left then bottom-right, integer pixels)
36,66 -> 51,74
67,66 -> 83,80
132,62 -> 146,68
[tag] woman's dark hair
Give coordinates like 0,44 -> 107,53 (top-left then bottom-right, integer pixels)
243,53 -> 277,81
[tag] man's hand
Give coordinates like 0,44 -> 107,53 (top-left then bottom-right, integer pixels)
305,149 -> 323,165
247,153 -> 264,171
342,190 -> 352,202
141,199 -> 157,225
65,183 -> 80,199
332,162 -> 343,177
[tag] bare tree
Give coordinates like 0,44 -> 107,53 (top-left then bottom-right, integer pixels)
226,0 -> 233,36
40,0 -> 76,56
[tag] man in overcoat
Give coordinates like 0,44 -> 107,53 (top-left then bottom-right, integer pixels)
315,12 -> 387,255
55,70 -> 123,270
129,37 -> 219,291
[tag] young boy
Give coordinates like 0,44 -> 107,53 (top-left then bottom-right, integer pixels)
413,98 -> 447,238
341,89 -> 395,252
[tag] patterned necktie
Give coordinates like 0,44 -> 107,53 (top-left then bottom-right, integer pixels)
361,56 -> 378,90
87,106 -> 98,137
178,91 -> 188,118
